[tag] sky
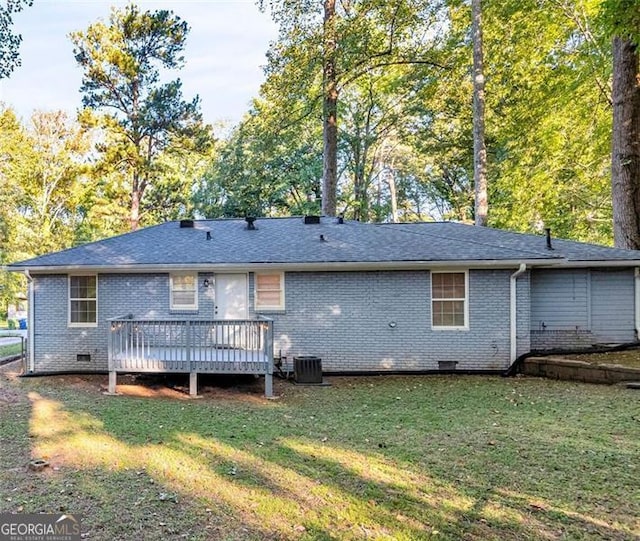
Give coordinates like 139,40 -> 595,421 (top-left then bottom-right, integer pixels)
0,0 -> 279,127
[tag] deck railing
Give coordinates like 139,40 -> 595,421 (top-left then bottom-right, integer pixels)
107,316 -> 274,377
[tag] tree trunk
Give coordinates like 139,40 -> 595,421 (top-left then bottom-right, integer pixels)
322,0 -> 338,217
472,0 -> 488,227
387,170 -> 398,223
612,37 -> 640,249
131,174 -> 141,231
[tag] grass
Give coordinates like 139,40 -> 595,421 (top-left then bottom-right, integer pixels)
0,342 -> 22,359
0,369 -> 638,540
568,349 -> 640,369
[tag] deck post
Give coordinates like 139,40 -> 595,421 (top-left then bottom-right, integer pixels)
108,371 -> 117,394
106,321 -> 117,394
189,371 -> 198,397
265,372 -> 273,398
264,318 -> 274,398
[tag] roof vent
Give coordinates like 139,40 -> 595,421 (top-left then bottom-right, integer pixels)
304,215 -> 321,225
179,219 -> 194,228
245,216 -> 257,230
206,231 -> 212,241
337,216 -> 344,224
545,228 -> 553,250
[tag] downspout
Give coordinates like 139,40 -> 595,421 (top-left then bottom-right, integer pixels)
510,264 -> 527,363
635,268 -> 640,339
24,270 -> 35,373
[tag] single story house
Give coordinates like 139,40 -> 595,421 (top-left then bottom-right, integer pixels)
7,216 -> 640,396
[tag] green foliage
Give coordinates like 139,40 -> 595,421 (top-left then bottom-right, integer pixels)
0,0 -> 33,78
223,0 -> 616,242
16,111 -> 95,255
194,103 -> 323,218
0,107 -> 98,310
209,0 -> 448,222
484,0 -> 613,242
601,0 -> 640,44
0,0 -> 630,254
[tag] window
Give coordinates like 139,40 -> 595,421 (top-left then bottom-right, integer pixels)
170,273 -> 198,310
431,271 -> 468,329
255,272 -> 285,311
69,275 -> 97,326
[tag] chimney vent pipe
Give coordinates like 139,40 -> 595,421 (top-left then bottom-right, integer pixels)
545,228 -> 553,250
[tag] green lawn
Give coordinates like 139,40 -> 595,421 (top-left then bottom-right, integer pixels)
0,368 -> 638,540
0,342 -> 22,359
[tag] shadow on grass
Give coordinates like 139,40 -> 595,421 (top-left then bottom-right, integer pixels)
5,376 -> 638,540
263,439 -> 636,540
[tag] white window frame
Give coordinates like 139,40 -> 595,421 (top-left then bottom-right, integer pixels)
68,274 -> 98,328
254,272 -> 285,311
170,272 -> 198,311
431,270 -> 469,331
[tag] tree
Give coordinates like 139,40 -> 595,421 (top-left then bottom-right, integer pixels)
261,0 -> 445,219
194,99 -> 323,218
13,111 -> 96,257
0,108 -> 96,312
468,0 -> 614,243
0,107 -> 28,311
0,0 -> 32,79
322,0 -> 338,216
471,0 -> 488,226
70,5 -> 213,230
604,0 -> 640,248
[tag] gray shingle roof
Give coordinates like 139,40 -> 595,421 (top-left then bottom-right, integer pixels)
7,217 -> 640,270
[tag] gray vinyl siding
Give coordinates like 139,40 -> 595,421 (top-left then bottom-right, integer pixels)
590,269 -> 635,343
530,269 -> 590,331
32,269 -> 524,373
530,268 -> 637,349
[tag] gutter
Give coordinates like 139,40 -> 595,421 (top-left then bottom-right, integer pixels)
633,267 -> 640,340
510,264 -> 527,363
534,260 -> 640,268
4,258 -> 563,274
24,270 -> 35,373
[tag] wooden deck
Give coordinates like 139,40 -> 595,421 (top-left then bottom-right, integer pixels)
111,346 -> 269,372
107,316 -> 274,396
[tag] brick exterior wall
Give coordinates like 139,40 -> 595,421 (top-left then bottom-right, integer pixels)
32,273 -> 215,372
530,330 -> 595,350
32,269 -> 526,373
259,269 -> 522,372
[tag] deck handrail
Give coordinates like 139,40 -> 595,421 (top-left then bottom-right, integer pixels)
108,317 -> 273,372
108,315 -> 272,323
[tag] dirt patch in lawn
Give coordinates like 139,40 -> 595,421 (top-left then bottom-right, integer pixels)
0,384 -> 24,405
0,366 -> 278,403
0,359 -> 25,404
